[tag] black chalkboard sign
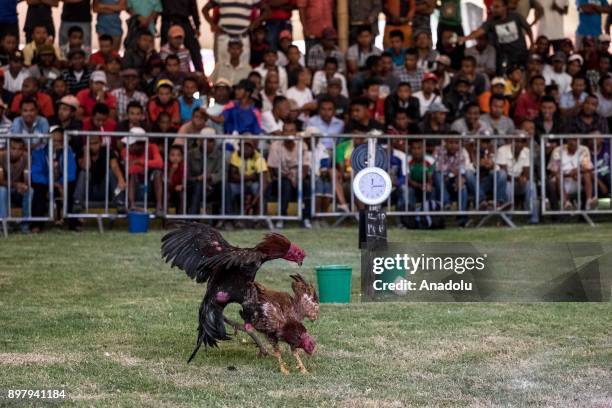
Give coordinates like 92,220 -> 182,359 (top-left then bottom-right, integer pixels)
359,208 -> 387,249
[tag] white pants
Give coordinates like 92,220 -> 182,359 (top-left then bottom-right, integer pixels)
216,33 -> 250,66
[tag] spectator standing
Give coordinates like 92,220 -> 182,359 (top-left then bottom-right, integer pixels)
298,0 -> 335,56
460,0 -> 533,75
0,0 -> 19,41
24,0 -> 58,44
126,0 -> 161,41
161,0 -> 203,72
265,0 -> 295,51
412,0 -> 435,37
346,26 -> 382,78
537,0 -> 568,51
60,0 -> 92,49
383,0 -> 415,48
349,0 -> 382,43
576,0 -> 610,49
223,79 -> 261,135
202,0 -> 269,67
93,0 -> 126,51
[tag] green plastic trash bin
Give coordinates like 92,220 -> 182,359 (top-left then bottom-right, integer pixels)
315,265 -> 352,303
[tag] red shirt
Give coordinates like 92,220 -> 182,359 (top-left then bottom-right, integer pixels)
76,89 -> 117,118
147,97 -> 181,129
514,92 -> 540,125
89,50 -> 120,67
121,143 -> 164,175
269,0 -> 296,20
10,92 -> 55,119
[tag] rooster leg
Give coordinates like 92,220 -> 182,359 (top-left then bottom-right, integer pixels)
273,344 -> 290,375
223,316 -> 242,335
292,349 -> 308,374
244,324 -> 269,356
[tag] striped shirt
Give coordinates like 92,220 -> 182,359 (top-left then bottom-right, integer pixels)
62,68 -> 92,96
0,115 -> 11,150
213,0 -> 259,36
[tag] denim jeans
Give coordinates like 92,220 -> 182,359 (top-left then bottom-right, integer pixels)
478,171 -> 508,205
506,180 -> 539,223
0,186 -> 32,218
73,170 -> 119,205
433,171 -> 470,211
227,181 -> 261,215
265,19 -> 292,51
266,177 -> 312,220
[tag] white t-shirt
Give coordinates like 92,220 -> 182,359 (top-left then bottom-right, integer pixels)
413,91 -> 440,117
542,64 -> 572,94
495,144 -> 531,178
311,71 -> 349,97
2,67 -> 31,93
286,86 -> 314,122
548,145 -> 593,174
261,110 -> 284,134
537,0 -> 568,41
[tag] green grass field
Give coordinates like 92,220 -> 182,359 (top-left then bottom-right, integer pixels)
1,225 -> 611,407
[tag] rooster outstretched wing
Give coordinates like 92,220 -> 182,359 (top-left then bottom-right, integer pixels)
161,222 -> 265,283
291,274 -> 320,321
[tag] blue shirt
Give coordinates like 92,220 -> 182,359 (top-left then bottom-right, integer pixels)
10,116 -> 50,146
559,91 -> 588,109
386,47 -> 406,67
577,0 -> 608,36
0,0 -> 17,23
223,103 -> 261,135
178,96 -> 203,124
306,115 -> 345,149
31,145 -> 77,185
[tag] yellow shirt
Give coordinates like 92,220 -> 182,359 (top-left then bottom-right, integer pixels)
230,150 -> 268,177
22,41 -> 61,66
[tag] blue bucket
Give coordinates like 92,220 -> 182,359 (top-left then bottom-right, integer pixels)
128,211 -> 150,233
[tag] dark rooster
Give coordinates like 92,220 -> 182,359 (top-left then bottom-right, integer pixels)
240,274 -> 319,374
161,222 -> 306,362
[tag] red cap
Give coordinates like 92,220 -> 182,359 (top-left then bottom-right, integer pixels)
422,72 -> 438,83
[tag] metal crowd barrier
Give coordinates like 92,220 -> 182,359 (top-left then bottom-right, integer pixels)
308,133 -> 537,228
540,134 -> 612,227
63,131 -> 304,231
0,134 -> 55,237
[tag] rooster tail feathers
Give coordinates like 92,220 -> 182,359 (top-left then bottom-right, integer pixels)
188,297 -> 231,362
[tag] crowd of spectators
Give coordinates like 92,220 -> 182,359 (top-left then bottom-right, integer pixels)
0,0 -> 611,232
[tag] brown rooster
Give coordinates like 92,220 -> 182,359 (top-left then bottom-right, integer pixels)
161,222 -> 306,362
240,274 -> 319,374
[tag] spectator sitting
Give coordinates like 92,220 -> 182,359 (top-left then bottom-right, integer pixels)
543,51 -> 572,94
62,49 -> 91,95
387,109 -> 418,135
210,39 -> 251,87
306,27 -> 346,73
494,123 -> 538,222
363,78 -> 386,125
166,144 -> 186,214
147,79 -> 181,130
403,139 -> 435,210
178,76 -> 202,124
260,71 -> 283,112
205,78 -> 232,134
481,94 -> 516,135
443,76 -> 476,122
475,137 -> 506,210
9,77 -> 54,119
384,81 -> 420,126
379,52 -> 400,94
286,68 -> 317,123
394,48 -> 424,93
28,44 -> 61,92
0,98 -> 11,150
465,34 -> 497,78
111,68 -> 148,122
535,95 -> 564,142
120,128 -> 164,215
262,95 -> 290,136
306,97 -> 344,149
349,55 -> 383,97
104,55 -> 123,90
346,26 -> 382,78
0,137 -> 32,232
311,57 -> 348,97
595,75 -> 612,124
414,30 -> 438,71
122,29 -> 155,72
0,33 -> 19,67
589,134 -> 611,197
255,49 -> 289,94
547,137 -> 596,210
267,120 -> 312,229
385,29 -> 407,68
3,51 -> 31,94
10,98 -> 49,146
568,93 -> 609,134
479,76 -> 510,116
227,139 -> 268,216
80,103 -> 117,153
30,126 -> 77,232
116,100 -> 148,132
158,55 -> 186,94
73,134 -> 127,213
60,25 -> 91,62
176,108 -> 208,146
452,55 -> 489,97
0,71 -> 15,109
504,64 -> 525,102
420,102 -> 451,134
311,133 -> 334,220
514,74 -> 546,124
187,129 -> 224,215
559,75 -> 588,116
151,111 -> 176,135
50,96 -> 83,147
277,31 -> 305,68
159,25 -> 192,73
249,25 -> 271,68
413,72 -> 441,118
223,79 -> 261,135
23,25 -> 60,66
48,77 -> 68,106
76,70 -> 117,121
451,102 -> 493,135
88,34 -> 119,69
285,45 -> 305,89
316,77 -> 350,121
345,96 -> 384,133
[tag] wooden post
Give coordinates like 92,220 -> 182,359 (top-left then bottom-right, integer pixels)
337,0 -> 349,52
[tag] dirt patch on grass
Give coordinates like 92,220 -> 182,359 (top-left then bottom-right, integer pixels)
103,351 -> 146,367
0,352 -> 73,365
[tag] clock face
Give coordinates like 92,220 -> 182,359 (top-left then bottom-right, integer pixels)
353,168 -> 392,205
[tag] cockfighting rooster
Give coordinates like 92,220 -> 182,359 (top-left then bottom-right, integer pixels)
240,274 -> 319,374
161,222 -> 306,362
